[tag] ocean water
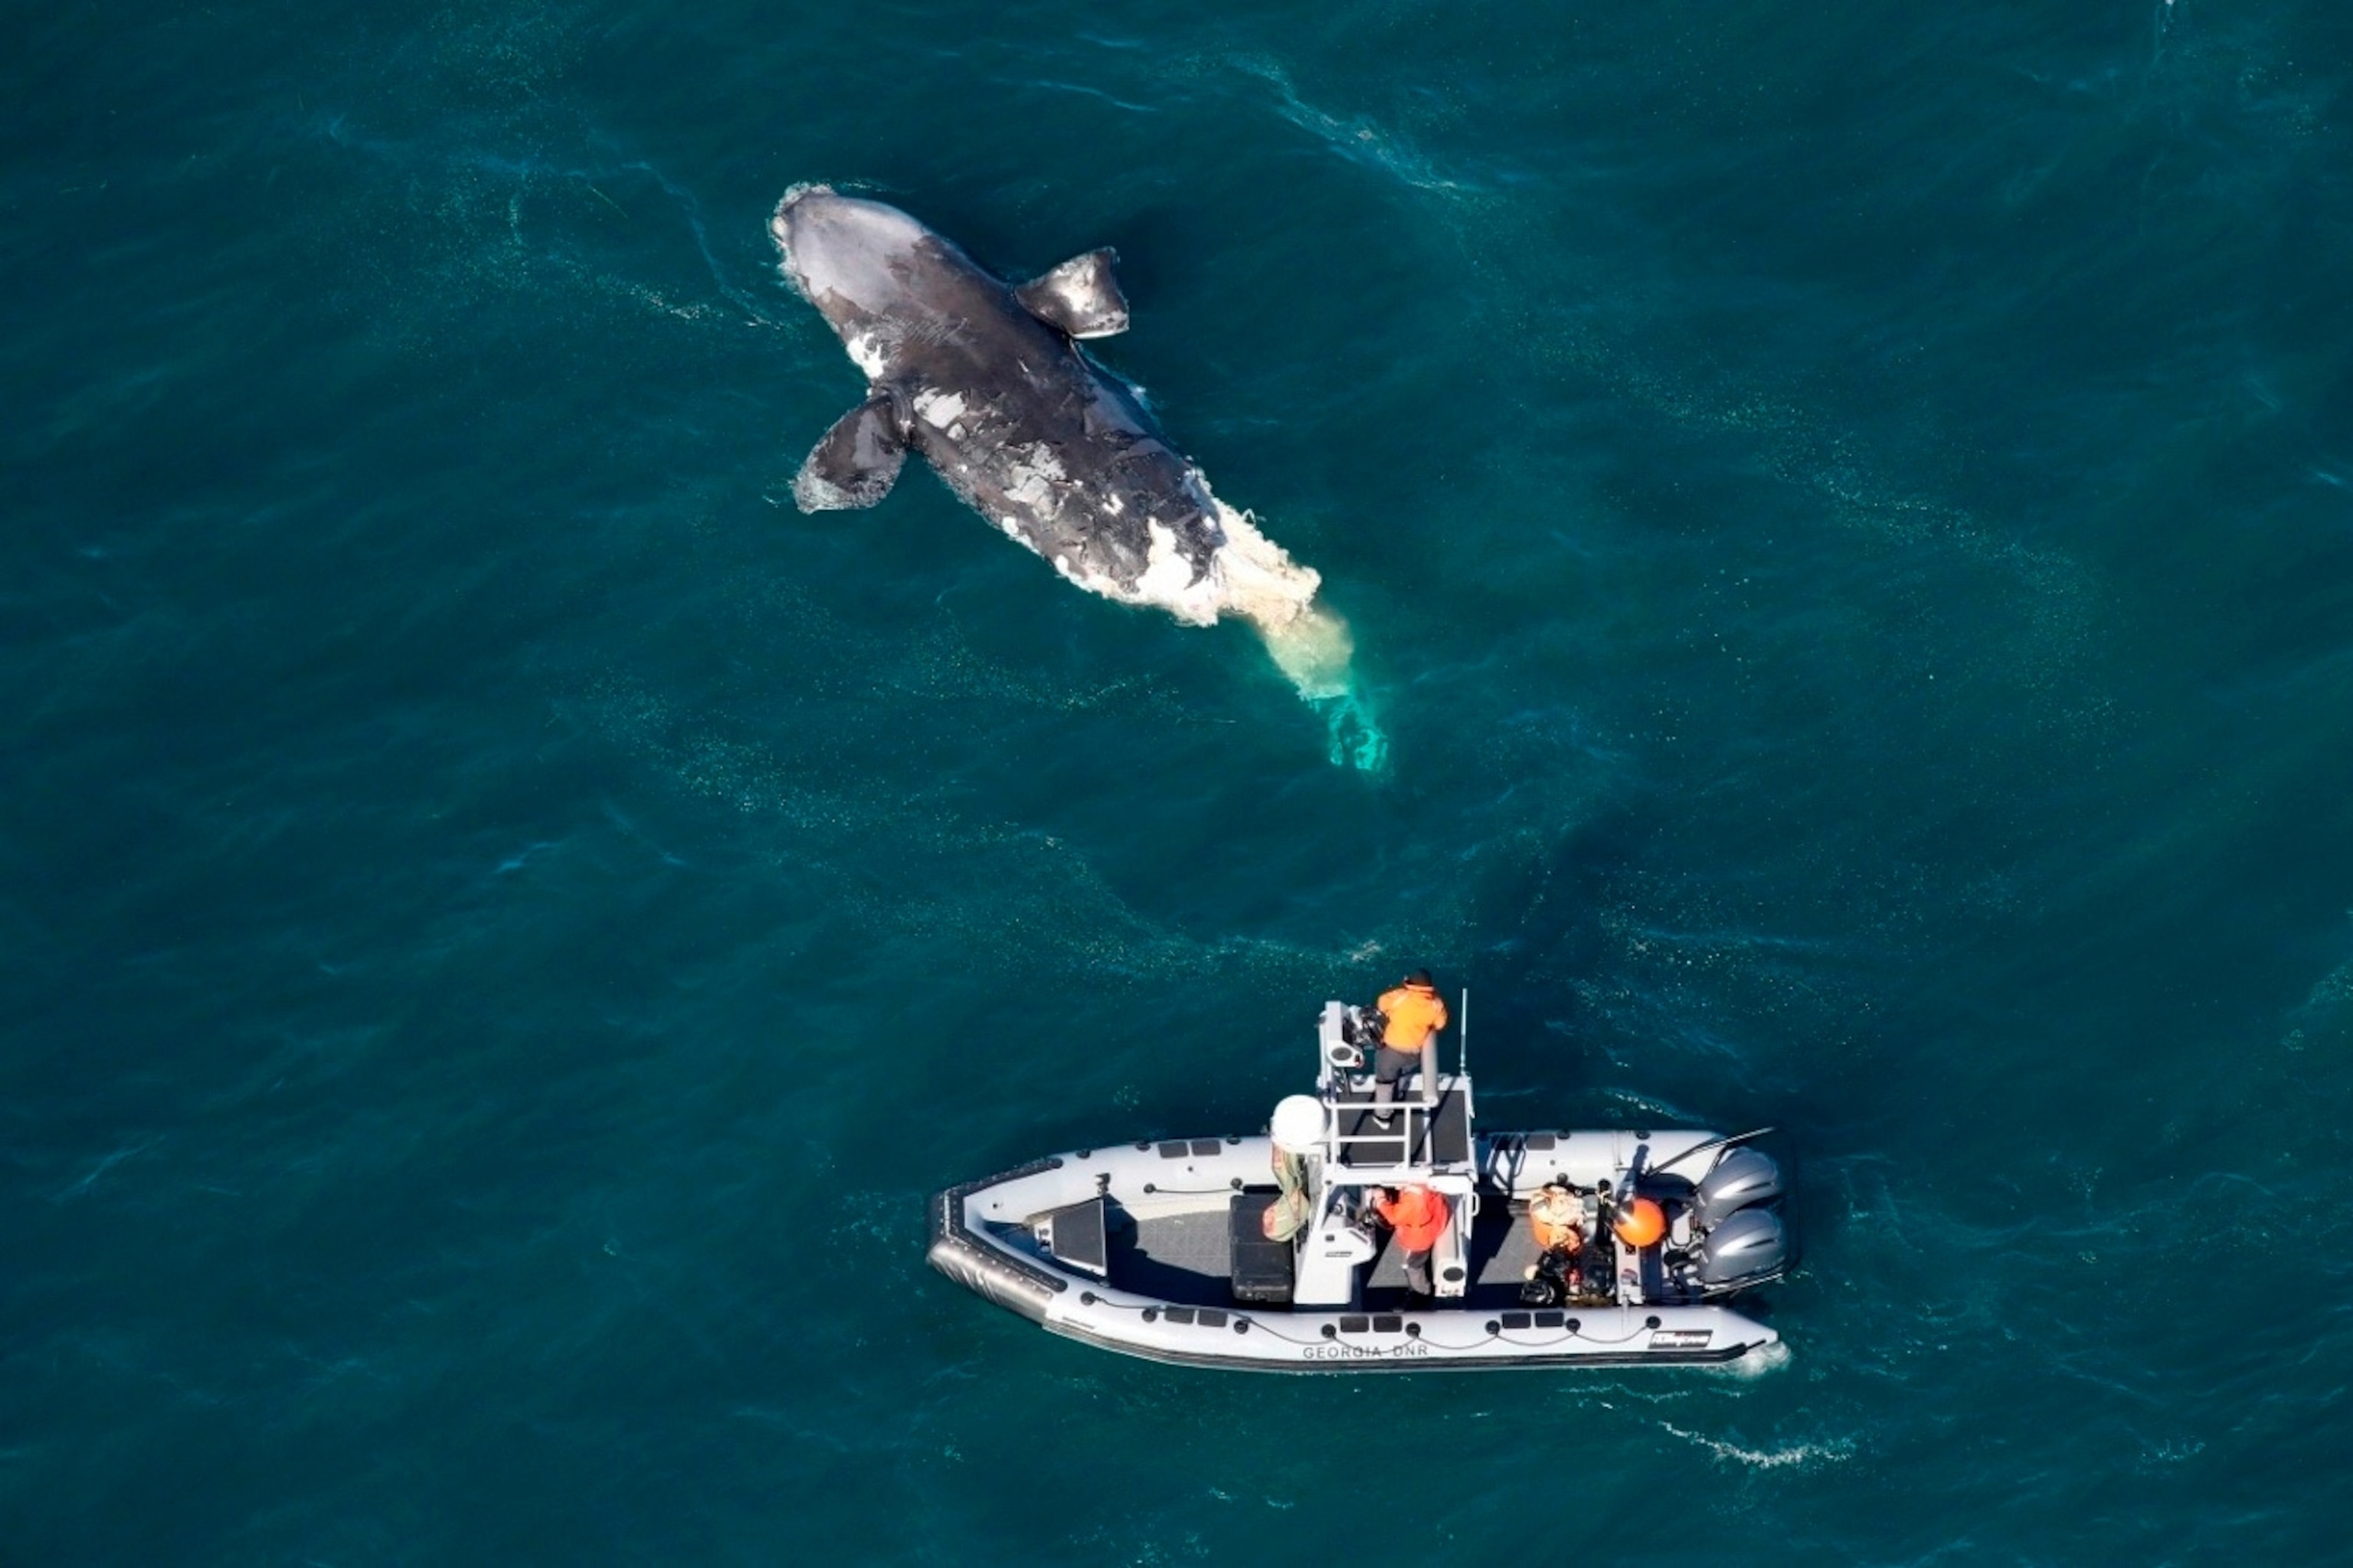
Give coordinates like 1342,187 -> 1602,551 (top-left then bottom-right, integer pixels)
8,0 -> 2353,1560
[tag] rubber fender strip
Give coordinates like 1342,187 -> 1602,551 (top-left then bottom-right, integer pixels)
928,1169 -> 1073,1323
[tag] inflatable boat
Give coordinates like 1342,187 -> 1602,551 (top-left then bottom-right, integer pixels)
929,1000 -> 1792,1372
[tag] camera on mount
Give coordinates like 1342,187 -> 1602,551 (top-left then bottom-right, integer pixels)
1518,1246 -> 1581,1308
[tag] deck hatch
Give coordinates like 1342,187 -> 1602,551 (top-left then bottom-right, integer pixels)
1033,1196 -> 1108,1278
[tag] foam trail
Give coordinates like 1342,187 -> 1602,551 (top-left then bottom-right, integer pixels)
1658,1414 -> 1850,1468
1206,499 -> 1387,771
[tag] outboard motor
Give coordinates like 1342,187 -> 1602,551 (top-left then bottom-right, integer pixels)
1694,1206 -> 1788,1292
1691,1147 -> 1784,1232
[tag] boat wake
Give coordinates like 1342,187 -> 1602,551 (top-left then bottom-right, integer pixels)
1658,1414 -> 1850,1468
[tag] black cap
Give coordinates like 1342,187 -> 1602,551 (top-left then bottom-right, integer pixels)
1406,968 -> 1433,987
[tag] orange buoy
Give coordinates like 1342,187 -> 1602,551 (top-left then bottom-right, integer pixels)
1612,1196 -> 1666,1248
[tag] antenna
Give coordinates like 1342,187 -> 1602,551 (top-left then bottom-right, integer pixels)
1458,987 -> 1469,1079
1649,1126 -> 1776,1179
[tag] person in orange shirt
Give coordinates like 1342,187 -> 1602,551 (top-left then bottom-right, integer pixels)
1370,1182 -> 1451,1301
1370,969 -> 1448,1128
1520,1182 -> 1587,1305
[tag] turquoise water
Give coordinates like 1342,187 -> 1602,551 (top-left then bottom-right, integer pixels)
9,0 -> 2353,1560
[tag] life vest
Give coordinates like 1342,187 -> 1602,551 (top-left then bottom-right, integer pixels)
1373,1185 -> 1451,1252
1376,983 -> 1448,1050
1530,1189 -> 1584,1254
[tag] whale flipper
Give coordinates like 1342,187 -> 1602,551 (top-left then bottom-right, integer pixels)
1016,249 -> 1129,339
794,391 -> 908,512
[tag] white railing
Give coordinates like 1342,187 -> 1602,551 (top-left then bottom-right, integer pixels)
1309,1000 -> 1474,1176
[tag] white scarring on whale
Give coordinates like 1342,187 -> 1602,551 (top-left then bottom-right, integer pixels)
771,185 -> 1384,771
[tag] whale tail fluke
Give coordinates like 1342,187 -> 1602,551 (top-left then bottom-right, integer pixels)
1253,600 -> 1389,773
1317,679 -> 1389,774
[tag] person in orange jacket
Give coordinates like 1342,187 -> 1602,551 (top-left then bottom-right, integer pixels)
1370,969 -> 1448,1128
1370,1182 -> 1451,1301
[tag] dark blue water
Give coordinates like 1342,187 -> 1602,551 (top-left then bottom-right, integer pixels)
9,0 -> 2353,1560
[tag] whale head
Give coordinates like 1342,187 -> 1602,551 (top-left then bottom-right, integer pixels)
771,185 -> 945,328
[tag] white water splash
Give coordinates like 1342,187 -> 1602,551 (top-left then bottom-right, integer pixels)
1703,1338 -> 1795,1382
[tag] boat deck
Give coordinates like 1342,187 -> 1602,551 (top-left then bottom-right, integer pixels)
1111,1195 -> 1587,1312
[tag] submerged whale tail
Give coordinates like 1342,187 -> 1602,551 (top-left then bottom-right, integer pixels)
1255,600 -> 1388,773
1207,502 -> 1389,773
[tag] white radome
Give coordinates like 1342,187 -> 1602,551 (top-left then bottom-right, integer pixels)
1270,1095 -> 1326,1154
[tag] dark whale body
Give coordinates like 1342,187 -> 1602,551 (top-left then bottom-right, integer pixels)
769,185 -> 1386,771
772,185 -> 1243,620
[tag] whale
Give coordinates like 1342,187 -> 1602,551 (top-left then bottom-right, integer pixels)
769,185 -> 1383,770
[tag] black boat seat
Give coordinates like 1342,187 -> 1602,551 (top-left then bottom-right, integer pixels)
1229,1192 -> 1296,1305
